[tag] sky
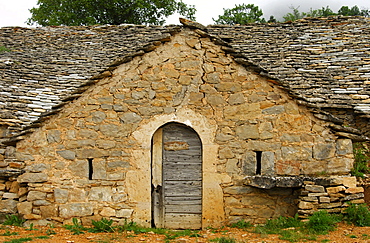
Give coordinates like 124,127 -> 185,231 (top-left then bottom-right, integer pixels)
0,0 -> 369,27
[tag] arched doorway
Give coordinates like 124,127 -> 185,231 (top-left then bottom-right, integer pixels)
151,122 -> 202,229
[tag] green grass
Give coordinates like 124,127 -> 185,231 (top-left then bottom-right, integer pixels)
209,237 -> 237,243
0,46 -> 11,53
253,211 -> 343,242
306,210 -> 341,234
0,230 -> 19,236
344,203 -> 370,226
230,219 -> 253,229
3,237 -> 33,243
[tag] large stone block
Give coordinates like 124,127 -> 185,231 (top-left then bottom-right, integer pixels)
57,150 -> 76,160
40,205 -> 58,218
88,187 -> 112,202
54,188 -> 68,203
313,143 -> 336,160
89,111 -> 106,123
69,160 -> 88,177
206,93 -> 225,106
59,203 -> 93,218
92,160 -> 107,180
262,105 -> 285,115
228,93 -> 245,105
18,173 -> 48,183
305,185 -> 325,193
76,149 -> 107,159
17,201 -> 33,215
236,124 -> 259,139
27,191 -> 47,201
327,158 -> 353,174
100,207 -> 116,217
242,151 -> 256,176
119,112 -> 142,124
224,103 -> 261,120
336,139 -> 352,155
281,146 -> 312,161
78,129 -> 99,139
116,209 -> 134,218
0,200 -> 18,213
47,130 -> 61,143
261,151 -> 275,175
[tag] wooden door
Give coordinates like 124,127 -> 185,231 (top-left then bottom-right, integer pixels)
152,123 -> 202,229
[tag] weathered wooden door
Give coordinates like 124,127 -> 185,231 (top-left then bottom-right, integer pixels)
152,123 -> 202,229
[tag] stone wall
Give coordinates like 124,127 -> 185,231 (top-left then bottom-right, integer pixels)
298,176 -> 365,217
6,29 -> 357,227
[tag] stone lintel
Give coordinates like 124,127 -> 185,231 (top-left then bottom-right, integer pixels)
243,175 -> 350,189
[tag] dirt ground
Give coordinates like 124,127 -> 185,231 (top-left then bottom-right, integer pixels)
0,223 -> 369,243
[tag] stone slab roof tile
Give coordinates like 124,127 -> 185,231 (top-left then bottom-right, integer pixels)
1,16 -> 370,142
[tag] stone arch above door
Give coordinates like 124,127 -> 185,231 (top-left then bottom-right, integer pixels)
129,108 -> 224,228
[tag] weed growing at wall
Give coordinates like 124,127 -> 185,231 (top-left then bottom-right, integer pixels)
344,203 -> 370,226
351,142 -> 370,178
2,215 -> 25,227
306,210 -> 341,234
229,219 -> 253,229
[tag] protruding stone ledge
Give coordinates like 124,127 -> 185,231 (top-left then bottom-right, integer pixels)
243,175 -> 344,189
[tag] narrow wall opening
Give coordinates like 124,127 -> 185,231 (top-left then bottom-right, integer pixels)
88,158 -> 93,180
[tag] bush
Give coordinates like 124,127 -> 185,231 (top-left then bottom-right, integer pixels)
306,210 -> 341,234
344,203 -> 370,226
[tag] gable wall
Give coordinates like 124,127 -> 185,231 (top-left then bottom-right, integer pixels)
9,29 -> 354,226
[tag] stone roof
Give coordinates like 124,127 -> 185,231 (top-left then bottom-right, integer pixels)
1,16 -> 370,145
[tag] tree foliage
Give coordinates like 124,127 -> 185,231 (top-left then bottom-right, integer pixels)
213,4 -> 264,25
28,0 -> 196,26
283,5 -> 369,22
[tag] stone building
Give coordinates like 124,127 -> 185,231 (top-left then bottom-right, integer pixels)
0,16 -> 369,228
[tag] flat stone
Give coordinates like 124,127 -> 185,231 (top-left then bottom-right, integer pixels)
326,186 -> 346,194
119,112 -> 142,124
17,201 -> 33,215
236,124 -> 259,139
40,205 -> 58,217
59,203 -> 93,218
305,185 -> 325,193
345,187 -> 364,194
17,173 -> 48,183
336,139 -> 352,155
0,200 -> 18,213
57,150 -> 76,160
319,197 -> 331,203
27,191 -> 47,201
54,188 -> 68,203
88,187 -> 112,202
313,143 -> 335,160
343,193 -> 364,201
47,130 -> 61,143
100,207 -> 116,217
262,105 -> 285,115
3,193 -> 18,199
298,201 -> 314,210
307,192 -> 328,197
